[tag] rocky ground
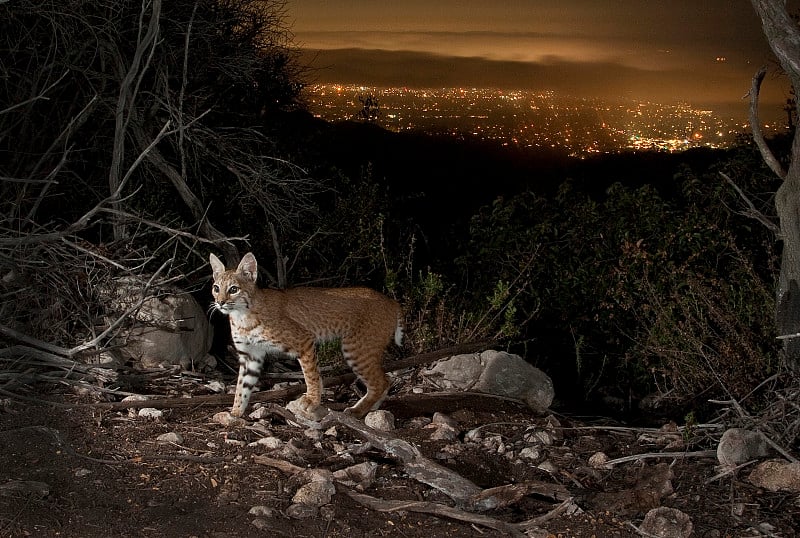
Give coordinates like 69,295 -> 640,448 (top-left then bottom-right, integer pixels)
1,368 -> 799,538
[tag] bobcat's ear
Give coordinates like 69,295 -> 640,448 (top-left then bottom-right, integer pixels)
237,252 -> 258,282
209,253 -> 225,279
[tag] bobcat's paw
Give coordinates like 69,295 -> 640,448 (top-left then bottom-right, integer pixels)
287,395 -> 327,421
343,404 -> 368,419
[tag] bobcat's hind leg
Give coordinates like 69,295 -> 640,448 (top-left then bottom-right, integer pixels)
343,343 -> 390,419
290,344 -> 327,420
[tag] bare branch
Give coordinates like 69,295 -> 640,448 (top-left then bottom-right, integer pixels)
749,66 -> 786,180
720,171 -> 780,234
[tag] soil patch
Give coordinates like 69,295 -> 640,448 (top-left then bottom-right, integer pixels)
1,385 -> 797,537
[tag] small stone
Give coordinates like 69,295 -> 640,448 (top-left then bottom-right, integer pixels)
286,503 -> 318,519
74,468 -> 91,478
138,408 -> 163,419
431,412 -> 458,428
248,406 -> 271,420
206,381 -> 225,393
464,428 -> 482,442
303,428 -> 323,441
212,411 -> 246,427
225,438 -> 246,446
248,505 -> 274,517
524,429 -> 553,445
251,518 -> 270,530
333,461 -> 378,488
249,436 -> 283,449
638,507 -> 693,538
537,460 -> 558,474
364,410 -> 395,431
589,452 -> 611,469
429,423 -> 459,441
156,432 -> 184,444
518,447 -> 539,461
405,416 -> 432,429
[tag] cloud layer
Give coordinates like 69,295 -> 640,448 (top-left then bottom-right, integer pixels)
300,48 -> 788,107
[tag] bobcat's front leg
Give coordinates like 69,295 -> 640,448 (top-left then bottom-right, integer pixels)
231,349 -> 264,417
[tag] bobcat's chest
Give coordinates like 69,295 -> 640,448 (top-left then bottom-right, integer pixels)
228,312 -> 292,358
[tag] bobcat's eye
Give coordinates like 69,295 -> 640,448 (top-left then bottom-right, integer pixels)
228,285 -> 240,294
212,284 -> 220,293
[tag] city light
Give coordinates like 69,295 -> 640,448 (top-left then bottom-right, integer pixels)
305,84 -> 786,157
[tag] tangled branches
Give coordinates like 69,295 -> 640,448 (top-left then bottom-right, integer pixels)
0,0 -> 317,390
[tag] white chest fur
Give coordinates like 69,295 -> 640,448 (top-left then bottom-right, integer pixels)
228,309 -> 293,359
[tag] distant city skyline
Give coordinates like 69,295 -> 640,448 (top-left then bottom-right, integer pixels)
290,1 -> 790,111
306,84 -> 787,157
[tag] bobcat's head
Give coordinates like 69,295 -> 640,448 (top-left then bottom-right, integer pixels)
209,252 -> 259,315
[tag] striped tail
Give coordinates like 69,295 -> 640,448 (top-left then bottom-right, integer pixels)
394,314 -> 404,347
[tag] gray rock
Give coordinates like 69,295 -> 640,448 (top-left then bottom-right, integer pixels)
212,411 -> 246,427
292,477 -> 336,507
248,505 -> 274,517
638,507 -> 693,538
429,422 -> 459,441
748,460 -> 800,492
364,410 -> 395,431
717,428 -> 769,466
138,408 -> 162,419
423,350 -> 554,411
332,461 -> 378,489
286,503 -> 318,519
431,412 -> 459,428
250,518 -> 271,530
107,285 -> 213,371
156,432 -> 183,444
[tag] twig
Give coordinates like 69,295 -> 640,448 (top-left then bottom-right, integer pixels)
603,450 -> 717,467
720,171 -> 779,234
344,490 -> 526,537
704,459 -> 759,484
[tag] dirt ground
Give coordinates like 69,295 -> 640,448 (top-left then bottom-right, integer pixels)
1,378 -> 798,538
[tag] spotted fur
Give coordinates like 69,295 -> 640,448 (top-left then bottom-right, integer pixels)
209,252 -> 403,419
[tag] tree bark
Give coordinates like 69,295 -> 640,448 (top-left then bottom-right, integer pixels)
751,0 -> 800,369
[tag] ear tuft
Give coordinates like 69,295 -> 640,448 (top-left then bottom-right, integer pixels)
237,252 -> 258,282
209,253 -> 225,279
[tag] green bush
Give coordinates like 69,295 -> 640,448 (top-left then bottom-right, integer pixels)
458,149 -> 780,406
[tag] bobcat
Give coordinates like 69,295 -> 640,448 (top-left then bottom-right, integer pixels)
209,252 -> 403,420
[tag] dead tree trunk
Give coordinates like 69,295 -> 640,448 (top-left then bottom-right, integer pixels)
751,0 -> 800,369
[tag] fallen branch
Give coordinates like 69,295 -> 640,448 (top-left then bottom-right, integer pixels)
346,490 -> 577,537
253,435 -> 571,537
321,410 -> 492,511
17,341 -> 496,411
344,490 -> 526,537
604,450 -> 717,467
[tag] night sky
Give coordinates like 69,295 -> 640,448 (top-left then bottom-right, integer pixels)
290,1 -> 789,108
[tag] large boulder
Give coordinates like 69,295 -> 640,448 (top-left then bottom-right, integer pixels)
716,428 -> 770,467
422,350 -> 554,412
98,277 -> 214,370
